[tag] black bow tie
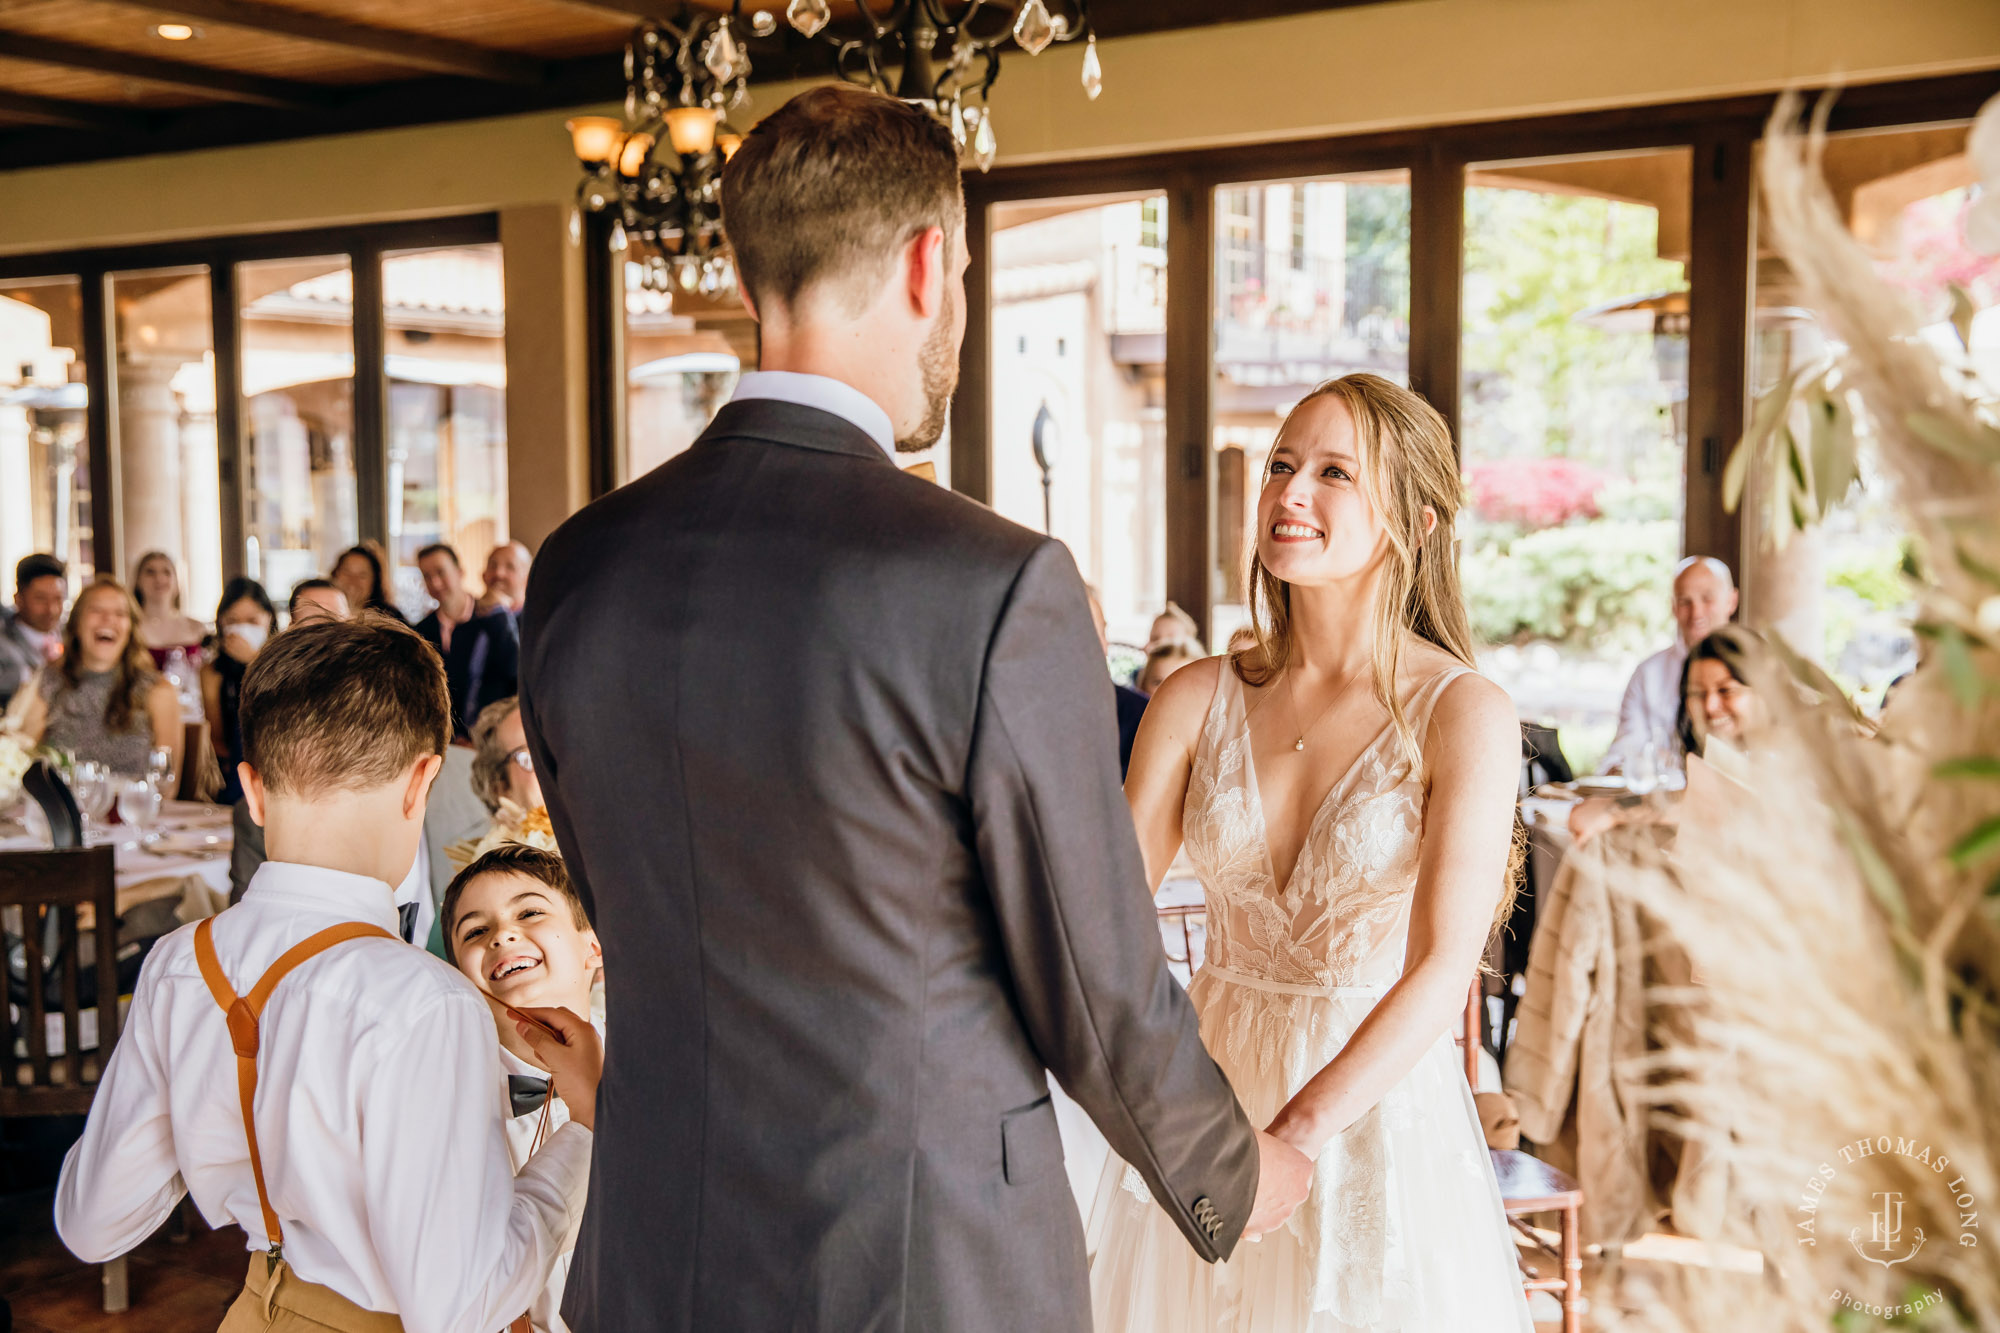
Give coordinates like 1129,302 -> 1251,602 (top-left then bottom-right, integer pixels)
397,900 -> 420,945
509,1074 -> 551,1118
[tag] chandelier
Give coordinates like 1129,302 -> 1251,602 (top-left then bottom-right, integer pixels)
568,6 -> 765,296
569,1 -> 1102,295
782,0 -> 1100,171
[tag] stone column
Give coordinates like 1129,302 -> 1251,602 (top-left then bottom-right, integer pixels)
116,358 -> 185,582
179,406 -> 222,618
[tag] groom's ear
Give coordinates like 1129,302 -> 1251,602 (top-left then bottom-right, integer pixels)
904,225 -> 947,320
738,284 -> 761,323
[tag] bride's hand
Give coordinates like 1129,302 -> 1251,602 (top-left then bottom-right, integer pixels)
1244,1129 -> 1314,1241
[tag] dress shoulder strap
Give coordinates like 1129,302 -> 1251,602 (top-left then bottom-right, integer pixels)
193,916 -> 398,1270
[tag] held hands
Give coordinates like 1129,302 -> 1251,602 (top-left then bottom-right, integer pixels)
509,1006 -> 603,1132
1243,1129 -> 1314,1241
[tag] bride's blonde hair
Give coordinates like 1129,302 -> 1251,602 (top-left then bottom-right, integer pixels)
1233,373 -> 1477,777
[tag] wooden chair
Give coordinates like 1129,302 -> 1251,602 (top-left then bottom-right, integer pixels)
1,843 -> 131,1312
1464,977 -> 1583,1333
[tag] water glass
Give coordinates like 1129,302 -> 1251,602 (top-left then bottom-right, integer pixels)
147,746 -> 174,797
1628,739 -> 1661,798
118,778 -> 162,849
72,760 -> 112,840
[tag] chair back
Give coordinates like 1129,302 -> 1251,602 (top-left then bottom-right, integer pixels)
0,845 -> 120,1116
1520,722 -> 1573,792
23,760 -> 83,848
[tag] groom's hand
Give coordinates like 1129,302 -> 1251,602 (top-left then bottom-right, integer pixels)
1243,1130 -> 1314,1240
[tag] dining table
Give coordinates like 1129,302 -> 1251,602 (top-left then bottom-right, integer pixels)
0,798 -> 236,924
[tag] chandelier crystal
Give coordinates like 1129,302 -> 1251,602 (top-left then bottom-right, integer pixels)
785,0 -> 1099,171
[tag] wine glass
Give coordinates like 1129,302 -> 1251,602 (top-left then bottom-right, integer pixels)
72,760 -> 112,842
118,778 -> 162,850
147,747 -> 174,800
1628,737 -> 1662,799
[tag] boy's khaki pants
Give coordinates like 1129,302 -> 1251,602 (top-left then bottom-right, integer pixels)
219,1258 -> 404,1333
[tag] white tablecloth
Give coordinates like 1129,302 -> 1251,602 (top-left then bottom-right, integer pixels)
1,799 -> 234,918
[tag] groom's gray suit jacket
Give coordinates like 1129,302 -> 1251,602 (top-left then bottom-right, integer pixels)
520,399 -> 1259,1332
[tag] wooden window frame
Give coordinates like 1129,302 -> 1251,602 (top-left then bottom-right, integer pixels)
956,69 -> 2000,633
0,213 -> 500,584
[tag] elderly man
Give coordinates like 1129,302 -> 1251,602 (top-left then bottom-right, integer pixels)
476,540 -> 532,615
1601,554 -> 1739,779
0,554 -> 68,702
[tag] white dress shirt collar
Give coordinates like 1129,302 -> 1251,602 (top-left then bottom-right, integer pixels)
241,860 -> 400,936
728,370 -> 897,461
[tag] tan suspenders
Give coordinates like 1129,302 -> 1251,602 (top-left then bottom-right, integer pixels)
193,917 -> 537,1333
193,916 -> 398,1272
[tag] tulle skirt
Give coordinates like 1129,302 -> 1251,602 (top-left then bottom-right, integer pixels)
1087,965 -> 1534,1333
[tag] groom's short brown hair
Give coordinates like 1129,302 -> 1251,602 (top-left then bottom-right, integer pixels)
722,84 -> 963,316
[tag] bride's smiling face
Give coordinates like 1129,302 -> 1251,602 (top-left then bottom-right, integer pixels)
1255,395 -> 1392,589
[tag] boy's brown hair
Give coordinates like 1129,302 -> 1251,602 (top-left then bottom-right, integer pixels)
441,843 -> 590,966
720,83 -> 963,317
239,613 -> 450,798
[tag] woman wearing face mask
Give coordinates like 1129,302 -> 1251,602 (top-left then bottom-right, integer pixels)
199,577 -> 275,806
1569,625 -> 1772,844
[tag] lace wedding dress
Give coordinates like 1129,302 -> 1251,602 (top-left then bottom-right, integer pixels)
1088,666 -> 1534,1333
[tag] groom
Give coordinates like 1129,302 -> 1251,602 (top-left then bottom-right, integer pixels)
520,85 -> 1312,1331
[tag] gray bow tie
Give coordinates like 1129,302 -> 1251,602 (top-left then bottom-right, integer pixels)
508,1074 -> 550,1118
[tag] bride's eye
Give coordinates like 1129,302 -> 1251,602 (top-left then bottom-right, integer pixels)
1270,460 -> 1295,476
1323,465 -> 1352,482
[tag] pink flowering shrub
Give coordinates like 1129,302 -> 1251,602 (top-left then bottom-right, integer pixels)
1465,456 -> 1607,529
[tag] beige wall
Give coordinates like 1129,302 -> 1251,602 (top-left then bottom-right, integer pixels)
2,0 -> 1998,257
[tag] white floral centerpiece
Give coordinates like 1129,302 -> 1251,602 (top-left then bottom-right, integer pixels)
0,727 -> 33,810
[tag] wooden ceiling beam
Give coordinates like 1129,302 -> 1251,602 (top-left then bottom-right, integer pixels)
0,32 -> 335,106
545,0 -> 675,20
93,0 -> 547,84
0,89 -> 151,133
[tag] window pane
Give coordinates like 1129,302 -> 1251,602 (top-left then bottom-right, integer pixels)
1210,172 -> 1412,648
0,277 -> 93,586
383,244 -> 508,610
1750,123 -> 1984,709
111,266 -> 221,620
623,261 -> 753,482
239,256 -> 357,605
1460,147 -> 1692,775
990,193 -> 1168,659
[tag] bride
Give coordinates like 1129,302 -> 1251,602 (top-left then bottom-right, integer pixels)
1089,373 -> 1534,1332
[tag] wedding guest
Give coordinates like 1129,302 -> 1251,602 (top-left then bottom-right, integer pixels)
1600,555 -> 1738,780
55,614 -> 598,1330
1147,600 -> 1203,653
7,578 -> 181,783
287,577 -> 349,626
1136,639 -> 1201,696
0,553 -> 67,701
331,540 -> 407,623
200,578 -> 275,807
478,541 -> 533,616
416,543 -> 520,739
451,697 -> 554,864
131,550 -> 206,668
1085,587 -> 1147,779
1571,625 -> 1771,843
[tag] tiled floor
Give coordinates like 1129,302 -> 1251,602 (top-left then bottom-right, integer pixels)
2,1192 -> 243,1333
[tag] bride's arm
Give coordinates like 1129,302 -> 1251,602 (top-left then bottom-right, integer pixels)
1264,672 -> 1520,1157
1123,657 -> 1221,893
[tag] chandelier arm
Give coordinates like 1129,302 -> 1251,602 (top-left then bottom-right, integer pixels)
851,0 -> 907,42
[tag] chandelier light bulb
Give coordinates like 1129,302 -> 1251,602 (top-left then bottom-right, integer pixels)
1081,36 -> 1102,100
616,131 -> 654,178
566,116 -> 623,166
665,105 -> 720,156
608,219 -> 628,251
1013,0 -> 1056,56
785,0 -> 830,39
717,131 -> 744,161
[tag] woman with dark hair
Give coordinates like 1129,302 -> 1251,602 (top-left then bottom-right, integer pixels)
199,577 -> 276,805
1570,625 -> 1772,843
6,578 -> 182,782
330,541 -> 406,622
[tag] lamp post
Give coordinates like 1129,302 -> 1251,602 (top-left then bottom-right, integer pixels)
1031,400 -> 1059,534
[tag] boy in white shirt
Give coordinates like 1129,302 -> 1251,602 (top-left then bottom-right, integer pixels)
55,615 -> 600,1333
440,843 -> 603,1333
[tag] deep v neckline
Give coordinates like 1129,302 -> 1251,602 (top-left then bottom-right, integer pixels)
1236,672 -> 1401,899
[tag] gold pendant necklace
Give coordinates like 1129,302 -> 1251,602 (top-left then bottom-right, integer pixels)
1287,665 -> 1364,751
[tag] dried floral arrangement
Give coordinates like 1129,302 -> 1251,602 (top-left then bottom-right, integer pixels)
1617,90 -> 2000,1331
